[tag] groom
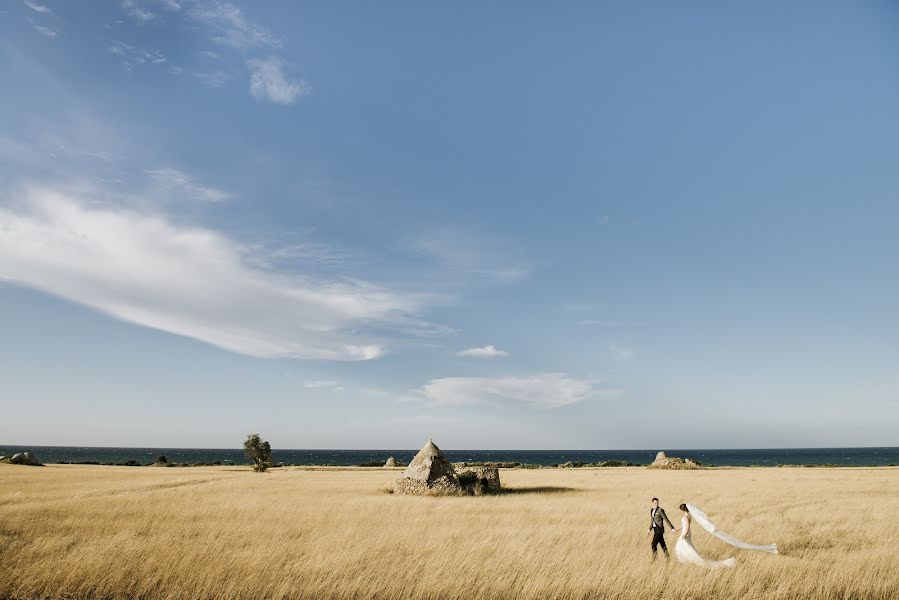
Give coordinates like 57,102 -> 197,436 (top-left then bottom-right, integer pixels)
647,497 -> 676,560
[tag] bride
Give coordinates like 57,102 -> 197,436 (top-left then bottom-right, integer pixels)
674,503 -> 777,568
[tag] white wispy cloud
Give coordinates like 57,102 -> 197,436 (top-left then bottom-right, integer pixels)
28,19 -> 57,38
108,40 -> 166,70
419,373 -> 616,409
121,0 -> 156,22
24,0 -> 53,14
193,70 -> 229,88
411,229 -> 529,285
608,342 -> 634,361
578,320 -> 647,327
456,345 -> 509,358
190,2 -> 282,49
561,302 -> 593,312
247,57 -> 308,105
360,387 -> 389,398
303,380 -> 339,389
146,167 -> 229,202
0,185 -> 440,361
389,414 -> 460,425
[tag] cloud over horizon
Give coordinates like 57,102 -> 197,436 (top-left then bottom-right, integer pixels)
419,373 -> 616,409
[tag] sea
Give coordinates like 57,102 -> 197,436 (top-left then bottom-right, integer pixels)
2,446 -> 898,467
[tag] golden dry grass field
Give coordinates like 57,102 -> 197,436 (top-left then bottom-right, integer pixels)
1,463 -> 897,600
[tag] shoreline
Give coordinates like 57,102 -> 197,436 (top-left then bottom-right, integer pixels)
14,461 -> 899,469
5,445 -> 899,469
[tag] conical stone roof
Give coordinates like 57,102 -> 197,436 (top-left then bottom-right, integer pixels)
393,438 -> 462,496
402,438 -> 456,482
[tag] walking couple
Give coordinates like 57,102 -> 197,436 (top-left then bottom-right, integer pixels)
648,497 -> 778,568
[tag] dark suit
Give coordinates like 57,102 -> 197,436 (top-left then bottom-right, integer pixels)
649,507 -> 674,559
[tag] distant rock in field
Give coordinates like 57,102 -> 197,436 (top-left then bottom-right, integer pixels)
393,439 -> 463,496
649,451 -> 702,470
8,452 -> 43,466
384,456 -> 398,467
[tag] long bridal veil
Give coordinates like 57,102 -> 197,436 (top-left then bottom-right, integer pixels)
685,503 -> 778,554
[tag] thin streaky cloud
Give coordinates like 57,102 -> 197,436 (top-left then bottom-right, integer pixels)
561,302 -> 593,312
577,319 -> 647,327
190,2 -> 283,49
23,0 -> 53,14
121,0 -> 156,22
108,40 -> 166,70
28,19 -> 57,38
147,167 -> 229,202
193,70 -> 228,88
608,342 -> 634,361
389,414 -> 460,425
419,373 -> 616,409
411,229 -> 529,285
456,345 -> 509,358
0,185 -> 444,361
304,380 -> 340,389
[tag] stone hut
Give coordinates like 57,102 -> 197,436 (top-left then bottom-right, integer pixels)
649,451 -> 702,470
455,465 -> 502,495
393,439 -> 463,496
384,456 -> 398,468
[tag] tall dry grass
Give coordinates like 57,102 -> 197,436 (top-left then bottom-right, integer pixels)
1,463 -> 897,599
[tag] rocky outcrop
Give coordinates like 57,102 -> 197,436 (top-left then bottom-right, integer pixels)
649,451 -> 702,470
393,439 -> 464,496
8,452 -> 43,466
384,457 -> 398,467
456,465 -> 501,495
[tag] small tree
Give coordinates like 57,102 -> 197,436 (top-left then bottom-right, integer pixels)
244,433 -> 272,472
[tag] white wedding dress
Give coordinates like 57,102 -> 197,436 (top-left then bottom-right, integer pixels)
674,504 -> 777,568
675,514 -> 736,568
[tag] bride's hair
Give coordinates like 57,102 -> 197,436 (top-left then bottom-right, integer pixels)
679,503 -> 689,512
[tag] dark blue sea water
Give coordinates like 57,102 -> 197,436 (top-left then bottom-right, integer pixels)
2,446 -> 898,467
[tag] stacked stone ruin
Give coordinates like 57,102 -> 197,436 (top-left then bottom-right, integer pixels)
648,451 -> 702,470
393,439 -> 502,496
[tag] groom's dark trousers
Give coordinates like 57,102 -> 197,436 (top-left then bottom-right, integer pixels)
650,528 -> 668,559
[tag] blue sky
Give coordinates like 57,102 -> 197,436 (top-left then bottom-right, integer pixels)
2,1 -> 898,449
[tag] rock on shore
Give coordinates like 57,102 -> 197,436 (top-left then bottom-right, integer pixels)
4,452 -> 43,466
648,451 -> 702,470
